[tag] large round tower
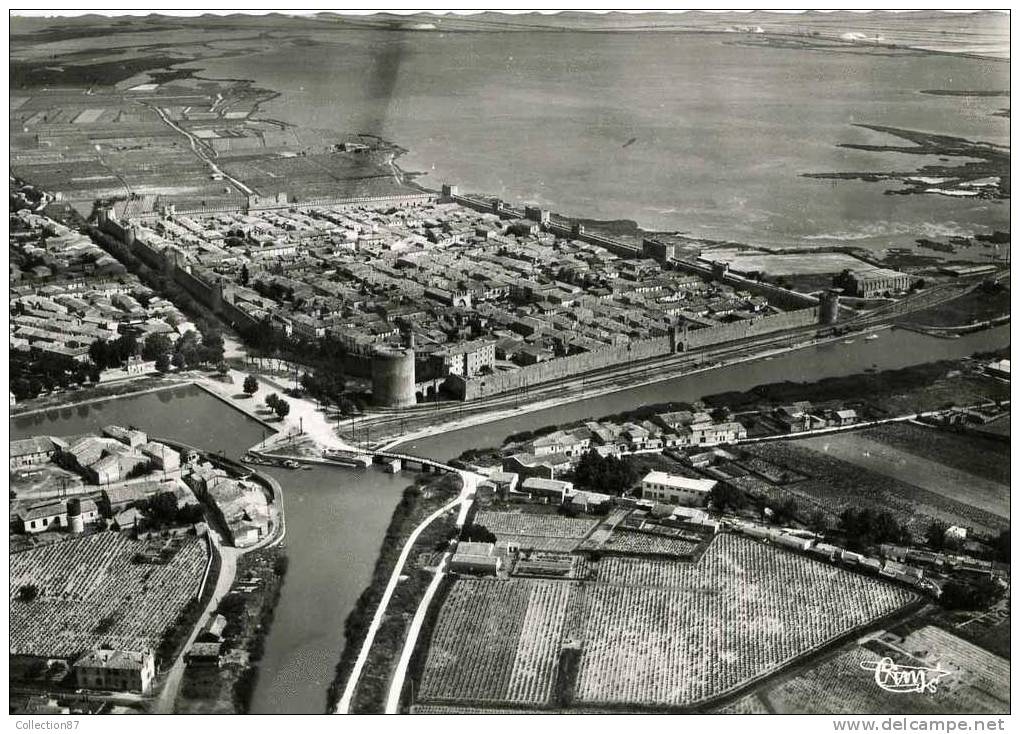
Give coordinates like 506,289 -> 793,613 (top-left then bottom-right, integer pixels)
371,346 -> 416,408
819,288 -> 841,326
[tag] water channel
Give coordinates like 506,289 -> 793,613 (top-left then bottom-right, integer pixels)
9,324 -> 1009,712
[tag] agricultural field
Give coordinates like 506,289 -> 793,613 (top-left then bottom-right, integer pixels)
416,535 -> 917,711
476,511 -> 598,538
712,692 -> 771,714
476,510 -> 599,552
862,423 -> 1010,486
794,430 -> 1008,520
573,536 -> 917,708
764,626 -> 1009,714
593,529 -> 701,558
419,578 -> 572,707
740,441 -> 1007,536
10,531 -> 208,659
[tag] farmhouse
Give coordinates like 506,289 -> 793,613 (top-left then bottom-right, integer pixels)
686,421 -> 747,446
17,501 -> 68,533
520,477 -> 574,502
9,436 -> 58,471
488,471 -> 520,497
185,642 -> 222,668
140,441 -> 181,472
102,425 -> 148,448
74,649 -> 155,694
450,541 -> 502,574
641,471 -> 716,506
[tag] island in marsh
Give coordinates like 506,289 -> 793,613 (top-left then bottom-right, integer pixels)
804,123 -> 1010,200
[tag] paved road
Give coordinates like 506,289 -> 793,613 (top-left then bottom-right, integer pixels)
335,472 -> 477,714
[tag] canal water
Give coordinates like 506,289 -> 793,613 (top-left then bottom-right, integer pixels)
396,325 -> 1011,461
10,385 -> 408,715
9,324 -> 1008,712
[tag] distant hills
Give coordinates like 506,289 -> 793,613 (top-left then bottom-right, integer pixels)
10,10 -> 1010,59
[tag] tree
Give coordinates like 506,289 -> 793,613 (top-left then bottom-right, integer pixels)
774,497 -> 799,523
239,263 -> 250,286
17,584 -> 39,602
839,507 -> 910,551
274,400 -> 290,419
939,577 -> 1003,610
993,529 -> 1010,563
807,510 -> 830,533
200,329 -> 225,364
217,363 -> 230,376
171,351 -> 186,370
572,449 -> 637,495
155,353 -> 172,374
265,393 -> 280,409
710,483 -> 746,513
925,520 -> 949,550
243,374 -> 259,396
462,524 -> 496,543
141,332 -> 173,362
145,492 -> 181,527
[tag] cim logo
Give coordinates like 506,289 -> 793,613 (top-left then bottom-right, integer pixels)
860,657 -> 954,694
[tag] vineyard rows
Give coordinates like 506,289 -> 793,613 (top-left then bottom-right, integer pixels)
10,532 -> 207,658
573,535 -> 917,707
500,535 -> 585,553
476,511 -> 599,538
420,579 -> 529,702
420,578 -> 572,704
596,556 -> 704,587
505,582 -> 573,705
597,530 -> 700,558
902,626 -> 1009,703
417,535 -> 919,711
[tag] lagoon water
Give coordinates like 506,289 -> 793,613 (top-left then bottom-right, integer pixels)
194,30 -> 1008,249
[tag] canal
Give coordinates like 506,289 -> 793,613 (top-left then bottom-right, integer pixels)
396,325 -> 1011,461
9,324 -> 1008,712
10,385 -> 408,715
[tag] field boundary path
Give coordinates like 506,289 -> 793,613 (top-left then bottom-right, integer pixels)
154,533 -> 237,714
335,470 -> 478,714
384,550 -> 453,714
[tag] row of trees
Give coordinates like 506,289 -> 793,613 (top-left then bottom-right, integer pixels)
11,349 -> 100,400
838,507 -> 911,551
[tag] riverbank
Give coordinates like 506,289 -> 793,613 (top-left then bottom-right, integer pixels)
378,326 -> 894,452
327,473 -> 464,713
10,376 -> 191,418
175,548 -> 289,714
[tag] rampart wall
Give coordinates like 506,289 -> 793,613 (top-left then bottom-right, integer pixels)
446,336 -> 673,400
677,307 -> 819,350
